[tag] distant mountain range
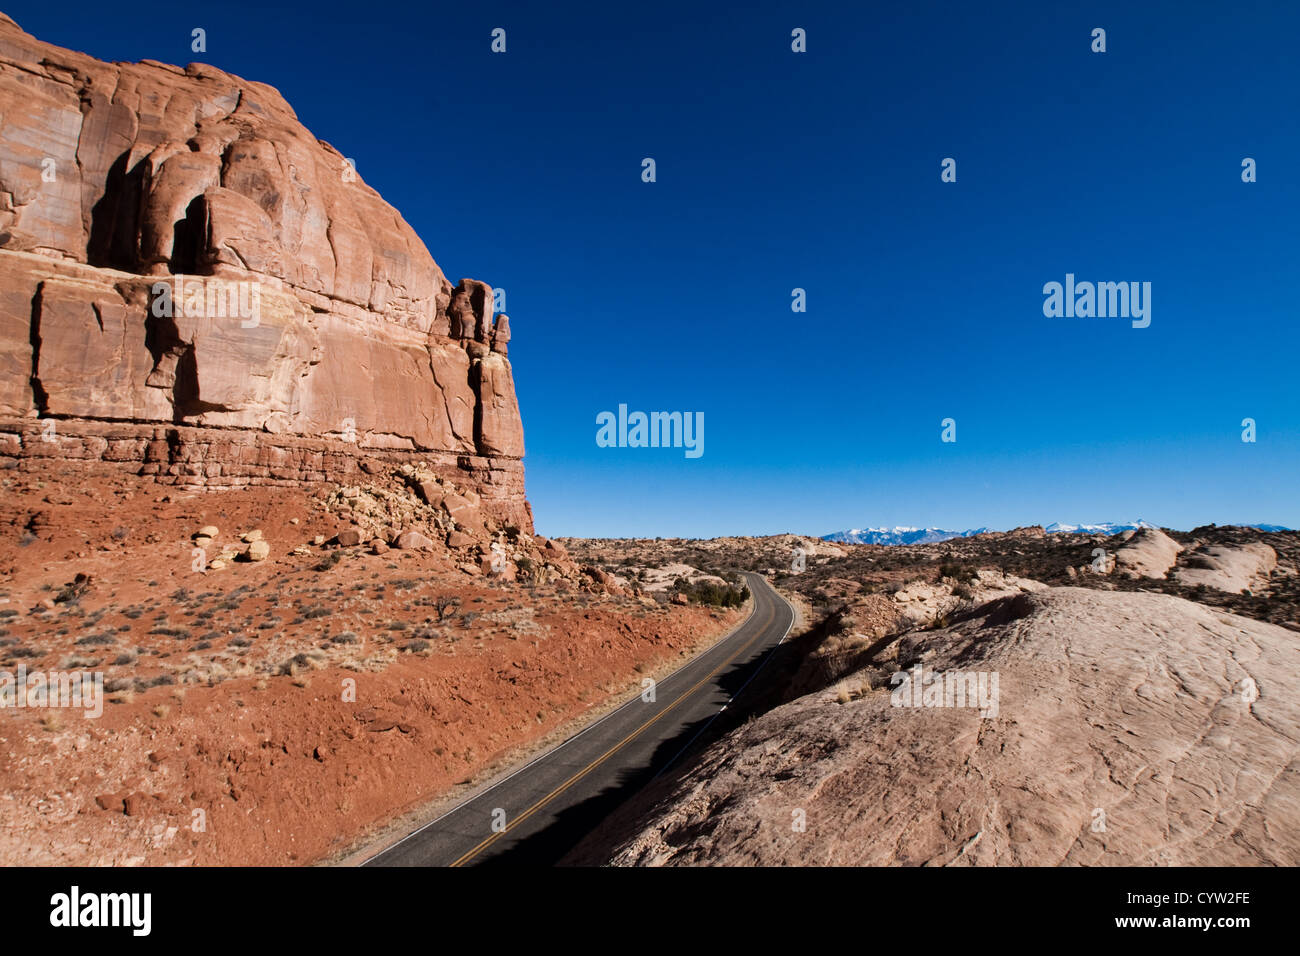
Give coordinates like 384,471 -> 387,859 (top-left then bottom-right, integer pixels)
822,520 -> 1289,545
822,527 -> 991,546
1043,521 -> 1156,535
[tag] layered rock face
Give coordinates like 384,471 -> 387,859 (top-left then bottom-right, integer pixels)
0,14 -> 529,530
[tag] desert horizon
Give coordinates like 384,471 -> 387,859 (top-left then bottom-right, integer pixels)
0,0 -> 1293,940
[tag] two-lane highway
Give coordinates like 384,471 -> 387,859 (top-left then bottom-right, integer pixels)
364,571 -> 794,866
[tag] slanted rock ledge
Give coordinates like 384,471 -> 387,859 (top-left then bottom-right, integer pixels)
0,417 -> 532,530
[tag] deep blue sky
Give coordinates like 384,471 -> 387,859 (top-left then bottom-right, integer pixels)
11,1 -> 1297,537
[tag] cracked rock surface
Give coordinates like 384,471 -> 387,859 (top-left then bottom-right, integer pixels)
586,586 -> 1299,866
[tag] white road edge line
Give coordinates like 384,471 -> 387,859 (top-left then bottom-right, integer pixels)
648,573 -> 796,782
361,573 -> 771,864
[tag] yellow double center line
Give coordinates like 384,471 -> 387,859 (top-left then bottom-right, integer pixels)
449,594 -> 776,866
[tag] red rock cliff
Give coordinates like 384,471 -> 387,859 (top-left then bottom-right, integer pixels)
0,13 -> 530,530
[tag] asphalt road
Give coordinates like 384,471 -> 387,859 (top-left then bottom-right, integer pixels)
364,571 -> 794,866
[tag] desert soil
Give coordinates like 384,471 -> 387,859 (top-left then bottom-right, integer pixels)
0,462 -> 741,865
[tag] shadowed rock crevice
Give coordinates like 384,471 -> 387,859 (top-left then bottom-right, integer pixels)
28,282 -> 48,414
87,150 -> 144,271
169,195 -> 205,275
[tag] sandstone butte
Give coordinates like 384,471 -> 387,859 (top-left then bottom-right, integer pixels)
0,13 -> 531,532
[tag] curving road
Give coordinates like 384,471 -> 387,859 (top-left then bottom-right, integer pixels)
364,571 -> 794,866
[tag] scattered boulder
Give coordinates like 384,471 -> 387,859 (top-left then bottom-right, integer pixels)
244,540 -> 270,562
415,481 -> 443,507
336,529 -> 364,547
25,510 -> 52,537
395,529 -> 436,551
94,793 -> 126,814
446,531 -> 474,549
441,493 -> 486,536
122,792 -> 151,817
479,555 -> 515,580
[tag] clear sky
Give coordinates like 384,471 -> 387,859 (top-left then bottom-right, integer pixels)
11,1 -> 1297,537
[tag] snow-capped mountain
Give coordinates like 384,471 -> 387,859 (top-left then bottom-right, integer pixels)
1043,520 -> 1156,535
822,527 -> 990,545
822,520 -> 1288,545
824,520 -> 1150,545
